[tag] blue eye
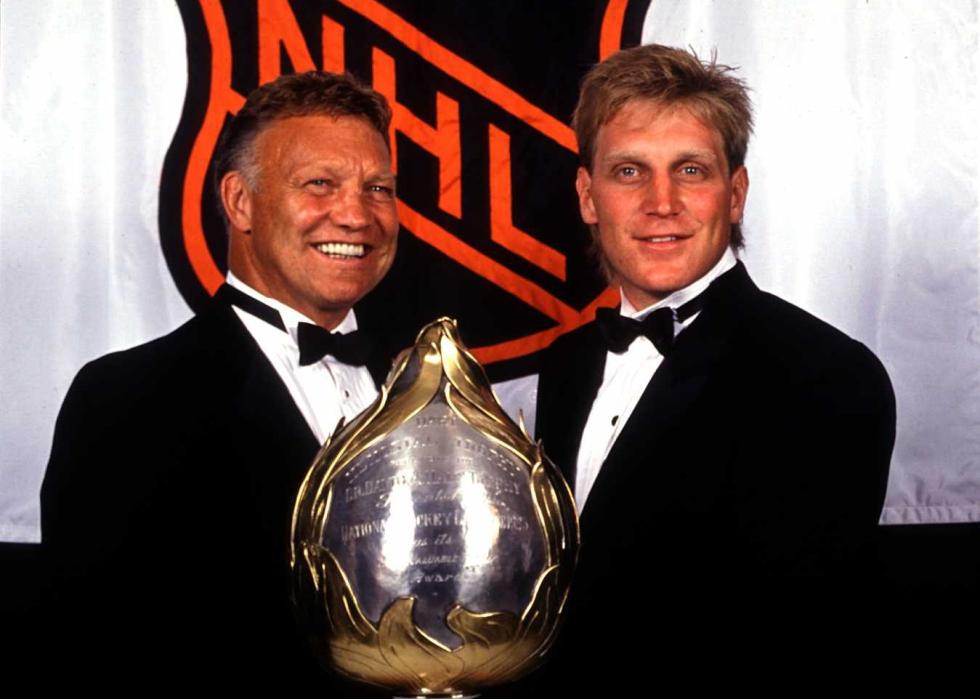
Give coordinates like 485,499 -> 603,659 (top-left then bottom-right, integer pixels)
367,184 -> 395,199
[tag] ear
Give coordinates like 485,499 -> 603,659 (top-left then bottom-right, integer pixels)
729,165 -> 749,224
220,170 -> 254,233
575,167 -> 598,225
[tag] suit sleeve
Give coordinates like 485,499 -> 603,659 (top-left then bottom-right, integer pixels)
753,339 -> 895,578
40,358 -> 152,642
817,341 -> 896,568
43,362 -> 118,565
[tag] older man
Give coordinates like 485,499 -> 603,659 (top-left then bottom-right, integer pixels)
529,45 -> 896,690
40,72 -> 399,691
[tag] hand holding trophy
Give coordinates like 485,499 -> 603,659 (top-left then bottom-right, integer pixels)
291,318 -> 578,697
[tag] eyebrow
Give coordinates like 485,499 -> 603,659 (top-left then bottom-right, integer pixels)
599,150 -> 645,164
674,149 -> 720,163
600,148 -> 721,165
290,162 -> 396,182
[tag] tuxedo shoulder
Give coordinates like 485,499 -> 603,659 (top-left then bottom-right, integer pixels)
45,308 -> 247,507
67,307 -> 243,402
741,290 -> 891,390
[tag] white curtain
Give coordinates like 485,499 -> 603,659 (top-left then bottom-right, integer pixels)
644,0 -> 980,524
0,1 -> 190,542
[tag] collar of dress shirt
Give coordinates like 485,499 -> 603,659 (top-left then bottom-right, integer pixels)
225,271 -> 359,339
620,247 -> 738,320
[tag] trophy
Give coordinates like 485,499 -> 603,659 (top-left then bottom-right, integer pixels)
291,318 -> 578,697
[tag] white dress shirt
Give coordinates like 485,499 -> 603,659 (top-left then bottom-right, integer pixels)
226,272 -> 378,445
574,249 -> 737,511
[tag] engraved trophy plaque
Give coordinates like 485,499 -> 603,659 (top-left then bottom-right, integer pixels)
291,318 -> 578,697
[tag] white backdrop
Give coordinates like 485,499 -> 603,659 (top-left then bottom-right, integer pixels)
0,1 -> 191,542
644,0 -> 980,524
1,1 -> 977,542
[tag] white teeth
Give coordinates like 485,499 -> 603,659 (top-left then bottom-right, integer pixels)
315,242 -> 365,258
647,236 -> 678,242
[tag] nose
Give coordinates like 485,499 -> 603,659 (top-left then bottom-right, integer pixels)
644,175 -> 680,216
329,186 -> 370,230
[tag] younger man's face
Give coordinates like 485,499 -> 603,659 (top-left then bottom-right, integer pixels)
576,99 -> 748,308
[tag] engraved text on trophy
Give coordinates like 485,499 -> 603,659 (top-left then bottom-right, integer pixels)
323,394 -> 547,648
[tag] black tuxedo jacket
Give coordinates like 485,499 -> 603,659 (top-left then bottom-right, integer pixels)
520,262 -> 896,691
39,292 -> 397,692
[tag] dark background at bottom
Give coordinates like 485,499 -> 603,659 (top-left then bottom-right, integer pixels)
2,521 -> 978,682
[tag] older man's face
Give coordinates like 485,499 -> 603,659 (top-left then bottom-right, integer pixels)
225,114 -> 398,328
576,100 -> 748,309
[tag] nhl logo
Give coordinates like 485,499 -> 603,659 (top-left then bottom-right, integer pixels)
159,0 -> 648,378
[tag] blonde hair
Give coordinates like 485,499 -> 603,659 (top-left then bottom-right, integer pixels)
573,44 -> 753,249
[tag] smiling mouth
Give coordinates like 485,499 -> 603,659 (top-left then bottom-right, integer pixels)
314,242 -> 367,259
640,235 -> 682,243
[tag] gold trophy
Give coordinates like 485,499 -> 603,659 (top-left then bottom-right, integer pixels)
291,318 -> 578,697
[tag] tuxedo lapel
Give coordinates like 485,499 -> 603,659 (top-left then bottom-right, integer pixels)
366,345 -> 394,389
537,324 -> 607,487
578,263 -> 752,527
197,303 -> 321,546
205,295 -> 319,450
231,322 -> 319,465
231,348 -> 320,473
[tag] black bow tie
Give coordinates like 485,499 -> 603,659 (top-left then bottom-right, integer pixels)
595,290 -> 707,356
215,284 -> 373,367
295,322 -> 372,366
